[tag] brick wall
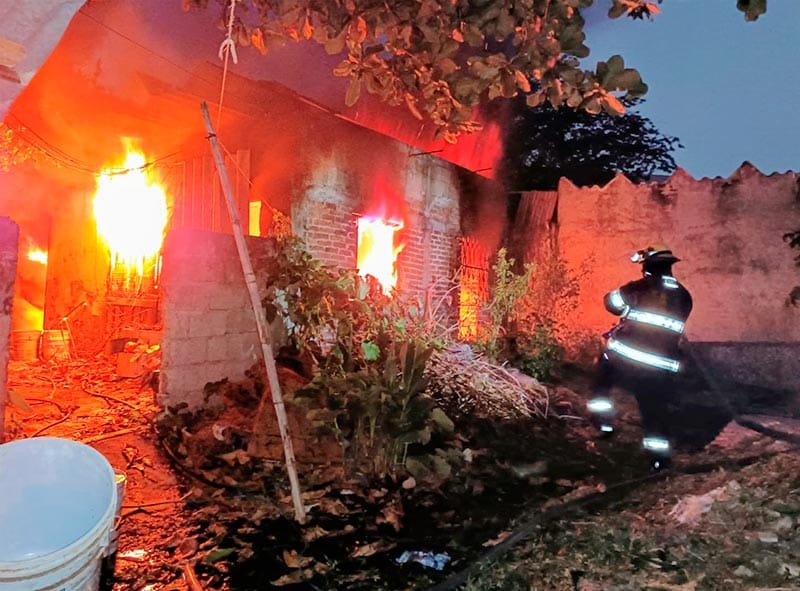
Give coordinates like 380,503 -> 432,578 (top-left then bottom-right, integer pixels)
159,151 -> 471,409
159,228 -> 280,409
0,217 -> 19,440
295,200 -> 357,271
293,149 -> 463,311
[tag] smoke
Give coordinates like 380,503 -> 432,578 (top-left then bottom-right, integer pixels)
457,169 -> 508,258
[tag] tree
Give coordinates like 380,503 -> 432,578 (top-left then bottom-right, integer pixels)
186,1 -> 764,142
500,98 -> 682,190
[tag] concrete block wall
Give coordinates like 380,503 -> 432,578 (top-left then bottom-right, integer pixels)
0,217 -> 19,440
557,165 -> 800,344
159,228 -> 279,409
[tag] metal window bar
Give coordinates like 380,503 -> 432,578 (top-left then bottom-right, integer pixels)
458,237 -> 489,340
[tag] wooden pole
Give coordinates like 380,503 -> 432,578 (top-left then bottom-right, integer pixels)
199,103 -> 306,523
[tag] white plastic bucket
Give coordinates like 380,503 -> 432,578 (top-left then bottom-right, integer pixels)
0,437 -> 118,590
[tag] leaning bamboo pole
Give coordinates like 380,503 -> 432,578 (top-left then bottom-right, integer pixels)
200,102 -> 306,523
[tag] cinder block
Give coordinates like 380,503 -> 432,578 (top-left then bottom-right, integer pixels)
206,334 -> 231,362
162,337 -> 207,366
163,310 -> 194,340
226,308 -> 258,333
162,283 -> 214,312
188,310 -> 228,337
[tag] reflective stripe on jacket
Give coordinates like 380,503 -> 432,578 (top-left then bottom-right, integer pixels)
603,274 -> 692,372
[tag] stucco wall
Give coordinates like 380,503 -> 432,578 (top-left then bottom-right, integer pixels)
558,165 -> 800,344
0,217 -> 19,440
159,228 -> 279,409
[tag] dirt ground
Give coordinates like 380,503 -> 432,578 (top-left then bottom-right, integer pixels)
4,357 -> 800,591
5,358 -> 193,591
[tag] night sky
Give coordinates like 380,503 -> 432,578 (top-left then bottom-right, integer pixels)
582,0 -> 800,179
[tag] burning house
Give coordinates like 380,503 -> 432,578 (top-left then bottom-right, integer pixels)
0,0 -> 507,408
4,1 -> 796,416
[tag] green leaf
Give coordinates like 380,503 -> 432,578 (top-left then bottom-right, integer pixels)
435,57 -> 459,76
396,427 -> 431,445
469,60 -> 500,81
566,89 -> 583,108
626,79 -> 648,98
584,96 -> 601,115
526,92 -> 545,108
430,407 -> 454,433
362,340 -> 380,361
606,68 -> 643,92
405,457 -> 430,480
737,0 -> 767,21
608,0 -> 627,18
463,23 -> 484,47
204,547 -> 235,564
431,455 -> 452,478
333,59 -> 354,77
345,76 -> 362,106
602,93 -> 625,116
357,277 -> 370,300
602,55 -> 625,86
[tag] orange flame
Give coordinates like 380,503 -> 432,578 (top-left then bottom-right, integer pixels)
93,147 -> 168,278
357,217 -> 404,295
27,248 -> 48,265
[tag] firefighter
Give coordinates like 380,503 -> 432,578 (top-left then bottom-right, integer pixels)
587,244 -> 693,470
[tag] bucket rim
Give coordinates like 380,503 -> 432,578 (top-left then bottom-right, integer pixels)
0,438 -> 118,568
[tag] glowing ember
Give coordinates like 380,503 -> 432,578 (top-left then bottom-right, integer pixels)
94,147 -> 168,278
27,248 -> 48,265
357,217 -> 404,295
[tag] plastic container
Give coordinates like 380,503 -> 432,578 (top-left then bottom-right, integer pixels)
0,437 -> 118,590
9,331 -> 41,361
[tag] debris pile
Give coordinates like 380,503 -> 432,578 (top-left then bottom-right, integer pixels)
426,345 -> 551,420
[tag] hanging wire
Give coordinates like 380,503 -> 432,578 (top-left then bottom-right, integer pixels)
4,115 -> 182,177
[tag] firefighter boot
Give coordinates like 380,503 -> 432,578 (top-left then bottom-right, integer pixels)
642,436 -> 672,471
587,397 -> 616,438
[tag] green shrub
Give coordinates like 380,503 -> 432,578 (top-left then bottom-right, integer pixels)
262,238 -> 458,483
513,321 -> 564,382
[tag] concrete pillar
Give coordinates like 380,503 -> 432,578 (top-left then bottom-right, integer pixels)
0,217 -> 19,442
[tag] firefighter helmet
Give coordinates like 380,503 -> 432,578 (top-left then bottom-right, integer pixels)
630,243 -> 680,264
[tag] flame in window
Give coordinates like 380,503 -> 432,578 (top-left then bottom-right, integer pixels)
93,147 -> 168,279
357,217 -> 403,295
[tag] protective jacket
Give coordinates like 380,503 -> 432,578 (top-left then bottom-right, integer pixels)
603,273 -> 692,373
